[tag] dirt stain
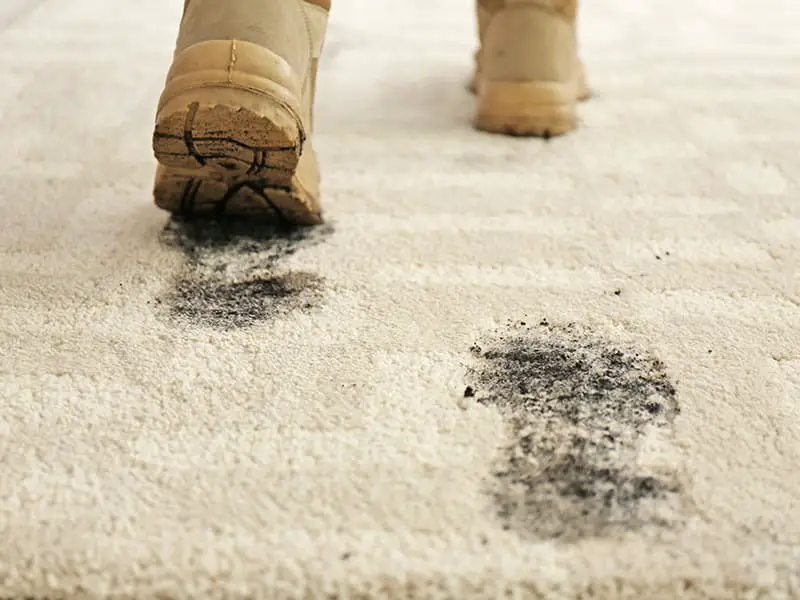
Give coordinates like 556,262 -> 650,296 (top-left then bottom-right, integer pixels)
468,320 -> 686,542
157,217 -> 331,330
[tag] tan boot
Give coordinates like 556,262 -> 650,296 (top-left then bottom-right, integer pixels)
152,0 -> 329,224
472,0 -> 590,138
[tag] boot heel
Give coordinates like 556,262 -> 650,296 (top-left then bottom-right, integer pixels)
475,80 -> 577,137
152,40 -> 305,183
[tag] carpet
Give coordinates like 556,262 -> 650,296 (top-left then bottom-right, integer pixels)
1,0 -> 799,598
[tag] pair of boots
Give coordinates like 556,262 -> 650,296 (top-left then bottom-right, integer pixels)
152,0 -> 587,225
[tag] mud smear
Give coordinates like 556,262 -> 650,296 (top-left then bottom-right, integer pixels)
468,320 -> 686,542
157,217 -> 331,330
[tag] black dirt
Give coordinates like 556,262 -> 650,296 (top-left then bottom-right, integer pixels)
467,320 -> 685,542
157,217 -> 331,330
464,386 -> 476,398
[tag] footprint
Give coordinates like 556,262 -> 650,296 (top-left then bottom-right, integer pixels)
467,320 -> 687,542
156,217 -> 331,330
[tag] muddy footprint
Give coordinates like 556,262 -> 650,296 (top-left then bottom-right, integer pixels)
157,217 -> 332,330
467,320 -> 688,542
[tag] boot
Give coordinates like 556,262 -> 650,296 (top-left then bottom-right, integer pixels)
472,0 -> 590,137
152,0 -> 330,225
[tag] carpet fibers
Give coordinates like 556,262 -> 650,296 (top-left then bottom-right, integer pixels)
1,0 -> 799,598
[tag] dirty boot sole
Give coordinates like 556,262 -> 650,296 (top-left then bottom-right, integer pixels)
152,40 -> 320,223
153,165 -> 322,225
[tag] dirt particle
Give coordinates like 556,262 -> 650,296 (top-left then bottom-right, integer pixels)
645,400 -> 662,414
464,386 -> 476,398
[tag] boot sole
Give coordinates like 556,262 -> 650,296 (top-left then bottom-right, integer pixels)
153,165 -> 321,225
475,80 -> 584,138
152,40 -> 321,224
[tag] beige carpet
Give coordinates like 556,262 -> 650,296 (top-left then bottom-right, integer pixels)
2,0 -> 800,598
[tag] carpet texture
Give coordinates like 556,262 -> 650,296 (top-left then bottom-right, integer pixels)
1,0 -> 799,598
